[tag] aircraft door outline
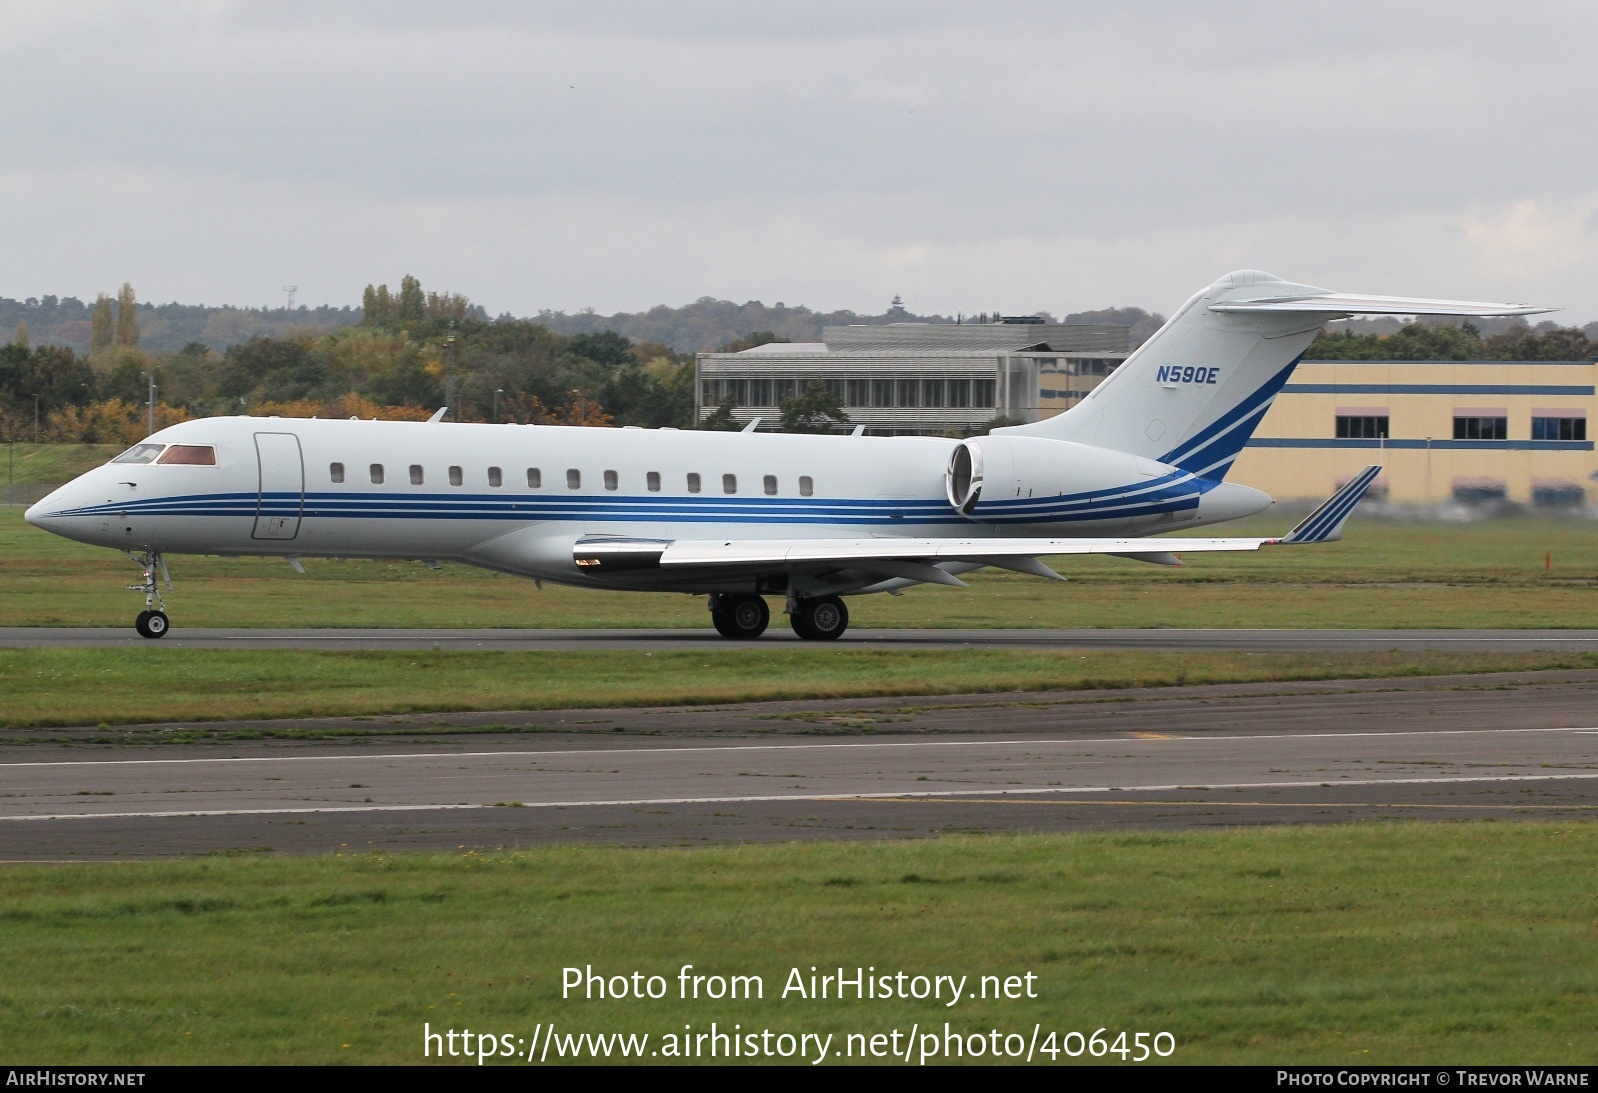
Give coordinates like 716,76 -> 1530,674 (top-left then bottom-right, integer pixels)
252,432 -> 304,540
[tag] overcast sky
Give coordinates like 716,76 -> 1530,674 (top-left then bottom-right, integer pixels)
3,1 -> 1597,321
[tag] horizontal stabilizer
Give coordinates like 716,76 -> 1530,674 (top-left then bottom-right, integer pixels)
1278,466 -> 1383,544
1210,292 -> 1551,318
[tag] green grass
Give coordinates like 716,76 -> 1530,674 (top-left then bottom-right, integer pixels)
5,505 -> 1598,630
1,442 -> 122,486
3,824 -> 1595,1064
2,647 -> 1595,730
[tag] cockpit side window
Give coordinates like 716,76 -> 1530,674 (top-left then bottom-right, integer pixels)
111,443 -> 164,465
156,444 -> 217,466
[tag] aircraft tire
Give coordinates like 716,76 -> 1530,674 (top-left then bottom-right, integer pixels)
135,610 -> 170,639
791,595 -> 848,641
713,595 -> 769,639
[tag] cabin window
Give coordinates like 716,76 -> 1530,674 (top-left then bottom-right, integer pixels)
370,464 -> 384,485
157,444 -> 217,466
604,469 -> 618,491
111,443 -> 164,464
687,473 -> 701,493
763,474 -> 777,495
567,468 -> 581,489
329,462 -> 345,483
799,475 -> 814,497
723,474 -> 737,494
527,468 -> 541,488
488,467 -> 502,487
448,465 -> 463,486
410,464 -> 424,485
647,471 -> 661,492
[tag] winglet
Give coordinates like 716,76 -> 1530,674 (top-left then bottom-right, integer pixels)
1276,466 -> 1383,544
427,407 -> 448,424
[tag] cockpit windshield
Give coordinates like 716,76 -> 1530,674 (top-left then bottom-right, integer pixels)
157,445 -> 216,465
111,443 -> 164,465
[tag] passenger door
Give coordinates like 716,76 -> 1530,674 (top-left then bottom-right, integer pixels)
252,432 -> 304,540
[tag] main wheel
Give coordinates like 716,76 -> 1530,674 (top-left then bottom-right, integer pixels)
791,595 -> 848,641
712,594 -> 769,639
135,610 -> 170,639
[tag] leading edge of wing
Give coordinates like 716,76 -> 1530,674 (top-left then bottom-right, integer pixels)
654,536 -> 1274,568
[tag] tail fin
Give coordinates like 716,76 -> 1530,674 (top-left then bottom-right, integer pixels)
1003,269 -> 1548,481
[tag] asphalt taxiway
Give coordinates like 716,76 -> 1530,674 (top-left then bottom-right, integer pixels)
3,668 -> 1597,858
4,626 -> 1598,652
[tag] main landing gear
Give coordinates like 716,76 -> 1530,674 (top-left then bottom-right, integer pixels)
710,593 -> 770,639
709,593 -> 851,641
127,551 -> 172,640
789,594 -> 848,641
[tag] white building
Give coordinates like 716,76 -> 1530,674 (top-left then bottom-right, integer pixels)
695,319 -> 1130,435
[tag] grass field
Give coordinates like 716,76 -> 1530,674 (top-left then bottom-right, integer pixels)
5,504 -> 1598,630
2,824 -> 1594,1065
3,646 -> 1595,731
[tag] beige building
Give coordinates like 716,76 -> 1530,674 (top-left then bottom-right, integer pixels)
1233,359 -> 1596,508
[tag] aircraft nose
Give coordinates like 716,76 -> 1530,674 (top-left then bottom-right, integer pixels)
24,484 -> 69,528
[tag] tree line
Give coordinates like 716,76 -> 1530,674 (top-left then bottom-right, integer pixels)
1304,321 -> 1596,361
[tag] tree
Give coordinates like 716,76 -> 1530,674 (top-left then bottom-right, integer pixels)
699,394 -> 740,431
91,295 -> 114,351
114,283 -> 139,346
397,275 -> 425,322
362,285 -> 382,325
716,331 -> 789,353
13,320 -> 26,348
779,380 -> 849,434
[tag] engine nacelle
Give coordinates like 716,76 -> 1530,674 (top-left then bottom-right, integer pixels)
945,434 -> 1188,519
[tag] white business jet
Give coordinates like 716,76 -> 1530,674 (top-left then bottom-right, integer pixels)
26,270 -> 1547,639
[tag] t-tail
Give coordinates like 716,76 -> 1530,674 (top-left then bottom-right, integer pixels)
1001,269 -> 1549,480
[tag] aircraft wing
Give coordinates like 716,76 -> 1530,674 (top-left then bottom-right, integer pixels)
574,468 -> 1382,582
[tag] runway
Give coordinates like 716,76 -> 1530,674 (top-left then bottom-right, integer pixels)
4,668 -> 1598,858
5,626 -> 1598,651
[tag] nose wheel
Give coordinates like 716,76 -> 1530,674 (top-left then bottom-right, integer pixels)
135,610 -> 170,639
126,551 -> 173,639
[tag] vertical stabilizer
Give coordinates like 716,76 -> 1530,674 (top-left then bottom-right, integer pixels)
1001,270 -> 1547,481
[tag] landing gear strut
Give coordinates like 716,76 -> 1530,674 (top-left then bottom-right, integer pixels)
127,551 -> 172,639
710,594 -> 770,639
790,594 -> 848,641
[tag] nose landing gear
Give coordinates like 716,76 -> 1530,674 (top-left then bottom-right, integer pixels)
127,551 -> 172,639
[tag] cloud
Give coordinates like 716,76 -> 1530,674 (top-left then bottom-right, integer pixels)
1,1 -> 1595,318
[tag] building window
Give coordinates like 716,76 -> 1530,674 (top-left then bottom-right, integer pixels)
870,378 -> 894,408
1453,416 -> 1507,441
896,377 -> 921,408
1335,415 -> 1389,439
329,462 -> 344,483
687,473 -> 701,493
846,378 -> 869,407
972,377 -> 996,407
764,474 -> 777,495
409,464 -> 424,485
1453,477 -> 1507,505
488,467 -> 502,487
370,464 -> 384,484
527,468 -> 541,488
647,471 -> 661,492
566,468 -> 581,489
799,475 -> 814,497
1532,416 -> 1586,441
604,469 -> 618,491
723,473 -> 737,494
948,377 -> 971,408
449,465 -> 463,486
